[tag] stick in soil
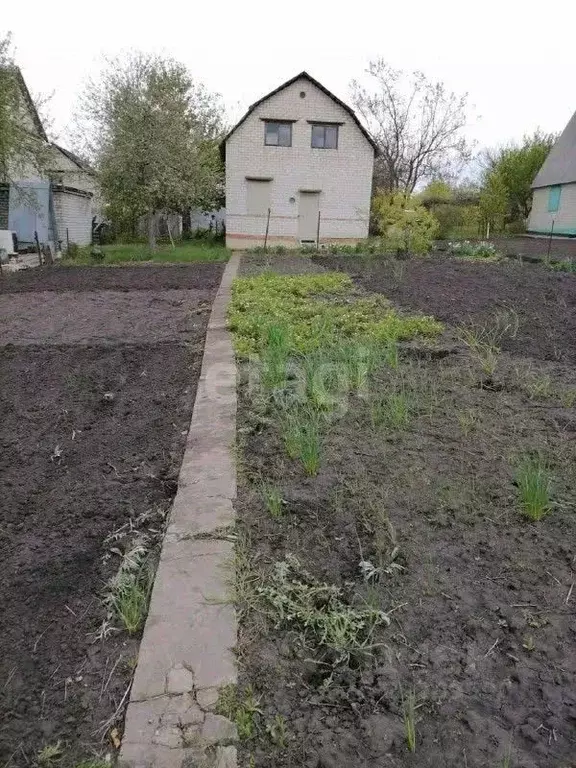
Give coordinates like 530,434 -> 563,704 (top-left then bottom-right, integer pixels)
100,654 -> 123,701
95,681 -> 132,737
485,638 -> 500,657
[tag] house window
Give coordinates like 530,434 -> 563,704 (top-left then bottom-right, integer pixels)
311,124 -> 339,149
246,179 -> 271,216
264,122 -> 292,147
548,185 -> 562,213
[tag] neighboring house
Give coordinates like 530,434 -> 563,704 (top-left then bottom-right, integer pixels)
528,110 -> 576,236
222,72 -> 377,249
0,67 -> 99,249
49,144 -> 99,247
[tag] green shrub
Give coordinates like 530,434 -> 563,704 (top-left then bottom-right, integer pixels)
371,193 -> 439,254
66,242 -> 80,259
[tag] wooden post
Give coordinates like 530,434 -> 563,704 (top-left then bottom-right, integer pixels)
34,231 -> 42,266
546,219 -> 555,264
263,208 -> 271,251
167,219 -> 175,249
43,244 -> 54,266
316,210 -> 321,250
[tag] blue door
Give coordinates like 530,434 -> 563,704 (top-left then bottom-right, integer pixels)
8,181 -> 51,245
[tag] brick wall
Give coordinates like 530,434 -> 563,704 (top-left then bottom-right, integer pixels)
53,189 -> 92,246
225,77 -> 374,249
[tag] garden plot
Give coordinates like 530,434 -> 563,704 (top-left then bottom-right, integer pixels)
229,257 -> 576,767
0,264 -> 223,767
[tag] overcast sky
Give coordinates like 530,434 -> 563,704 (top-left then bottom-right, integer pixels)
5,0 -> 576,157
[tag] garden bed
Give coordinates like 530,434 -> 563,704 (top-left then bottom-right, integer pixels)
230,257 -> 576,767
319,255 -> 576,364
0,264 -> 223,767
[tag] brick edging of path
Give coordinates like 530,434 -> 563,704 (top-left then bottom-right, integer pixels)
119,254 -> 240,768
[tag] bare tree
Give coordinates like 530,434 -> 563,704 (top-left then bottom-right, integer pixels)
351,60 -> 472,194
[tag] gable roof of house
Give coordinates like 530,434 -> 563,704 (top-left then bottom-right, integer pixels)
13,67 -> 48,141
221,71 -> 378,157
532,109 -> 576,188
51,143 -> 95,174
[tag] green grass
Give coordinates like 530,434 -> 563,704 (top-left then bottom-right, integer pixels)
260,482 -> 284,518
370,390 -> 411,429
216,684 -> 263,741
279,408 -> 323,475
102,541 -> 155,634
108,566 -> 154,634
63,241 -> 229,265
515,455 -> 552,521
229,273 -> 442,357
402,690 -> 417,753
37,743 -> 63,766
230,273 -> 442,478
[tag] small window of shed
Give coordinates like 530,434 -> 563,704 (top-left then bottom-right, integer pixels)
548,185 -> 562,213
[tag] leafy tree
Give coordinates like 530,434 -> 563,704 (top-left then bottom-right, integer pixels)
77,52 -> 225,249
419,180 -> 482,239
351,60 -> 471,194
419,180 -> 453,204
0,32 -> 49,182
479,131 -> 557,229
479,173 -> 508,233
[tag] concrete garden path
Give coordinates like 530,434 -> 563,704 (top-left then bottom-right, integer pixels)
120,254 -> 240,768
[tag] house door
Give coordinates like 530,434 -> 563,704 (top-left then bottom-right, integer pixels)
298,191 -> 320,243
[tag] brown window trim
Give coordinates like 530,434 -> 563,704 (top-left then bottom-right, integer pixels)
245,176 -> 273,181
306,120 -> 344,126
259,118 -> 298,123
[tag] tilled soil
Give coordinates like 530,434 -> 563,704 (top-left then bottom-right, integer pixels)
489,236 -> 576,260
318,255 -> 576,364
0,263 -> 225,294
235,257 -> 576,768
0,264 -> 223,766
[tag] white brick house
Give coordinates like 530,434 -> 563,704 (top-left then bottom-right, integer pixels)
0,67 -> 99,249
222,72 -> 377,250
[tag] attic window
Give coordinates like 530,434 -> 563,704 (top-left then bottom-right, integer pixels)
311,123 -> 338,149
264,121 -> 292,147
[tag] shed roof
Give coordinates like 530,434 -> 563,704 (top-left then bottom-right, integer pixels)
532,109 -> 576,188
51,143 -> 95,174
221,71 -> 378,157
